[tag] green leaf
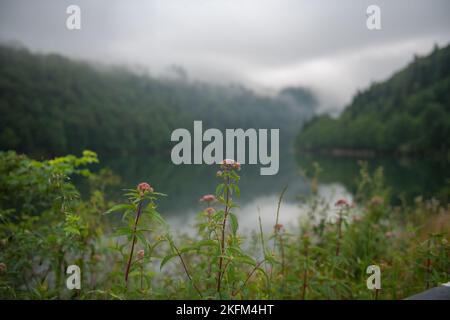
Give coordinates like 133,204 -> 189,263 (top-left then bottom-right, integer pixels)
212,210 -> 225,223
215,183 -> 225,196
112,227 -> 133,237
265,254 -> 280,265
195,239 -> 218,249
233,184 -> 240,197
152,192 -> 167,197
136,231 -> 147,246
149,210 -> 168,227
160,253 -> 177,270
229,213 -> 239,235
234,254 -> 256,267
104,204 -> 133,215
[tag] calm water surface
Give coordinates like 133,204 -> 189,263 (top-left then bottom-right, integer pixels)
95,149 -> 449,234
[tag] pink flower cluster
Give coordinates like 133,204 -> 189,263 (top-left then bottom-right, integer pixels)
137,249 -> 145,259
200,194 -> 216,203
274,223 -> 284,232
137,182 -> 154,195
335,199 -> 349,207
204,207 -> 216,216
220,159 -> 241,171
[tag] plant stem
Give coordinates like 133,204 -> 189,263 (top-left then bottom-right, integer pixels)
426,239 -> 432,289
172,242 -> 203,298
140,261 -> 143,291
277,234 -> 287,296
272,186 -> 288,251
275,186 -> 288,226
270,186 -> 288,285
258,213 -> 272,297
232,260 -> 266,297
336,210 -> 343,257
217,176 -> 230,294
301,240 -> 309,300
125,200 -> 143,287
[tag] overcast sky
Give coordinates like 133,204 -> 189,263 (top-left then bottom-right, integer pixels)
0,0 -> 449,112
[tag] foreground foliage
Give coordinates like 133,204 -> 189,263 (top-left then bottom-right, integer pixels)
0,151 -> 449,299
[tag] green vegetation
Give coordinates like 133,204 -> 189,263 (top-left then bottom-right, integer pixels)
296,44 -> 450,156
1,151 -> 448,299
296,154 -> 450,204
0,44 -> 316,158
1,43 -> 449,301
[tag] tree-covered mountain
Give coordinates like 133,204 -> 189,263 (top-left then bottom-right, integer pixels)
296,44 -> 450,156
0,44 -> 317,158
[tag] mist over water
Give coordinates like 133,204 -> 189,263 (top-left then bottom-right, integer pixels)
96,147 -> 448,234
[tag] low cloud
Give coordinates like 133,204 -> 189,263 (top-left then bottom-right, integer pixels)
0,0 -> 449,111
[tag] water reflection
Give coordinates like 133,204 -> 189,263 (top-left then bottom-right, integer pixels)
94,149 -> 449,233
296,154 -> 450,204
162,182 -> 352,235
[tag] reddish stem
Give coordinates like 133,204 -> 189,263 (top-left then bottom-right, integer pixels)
232,260 -> 266,297
426,240 -> 432,289
217,176 -> 230,294
301,241 -> 309,300
336,211 -> 343,257
125,200 -> 143,287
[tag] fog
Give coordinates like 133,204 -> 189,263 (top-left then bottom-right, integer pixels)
1,0 -> 449,112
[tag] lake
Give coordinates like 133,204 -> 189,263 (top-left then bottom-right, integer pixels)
95,148 -> 450,234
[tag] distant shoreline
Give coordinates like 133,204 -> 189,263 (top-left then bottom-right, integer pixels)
296,148 -> 450,160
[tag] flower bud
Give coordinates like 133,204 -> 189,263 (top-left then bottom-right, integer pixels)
199,194 -> 216,203
137,182 -> 154,195
204,207 -> 216,216
335,199 -> 349,207
220,159 -> 241,171
274,223 -> 284,232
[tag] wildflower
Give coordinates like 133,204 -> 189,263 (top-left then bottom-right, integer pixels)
200,194 -> 216,203
137,182 -> 153,195
274,223 -> 284,232
352,215 -> 362,223
220,159 -> 241,171
216,170 -> 223,177
137,249 -> 145,260
222,159 -> 234,166
335,199 -> 349,207
0,262 -> 6,274
204,207 -> 216,216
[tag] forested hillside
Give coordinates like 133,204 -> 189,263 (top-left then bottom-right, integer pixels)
296,44 -> 450,155
0,45 -> 316,157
